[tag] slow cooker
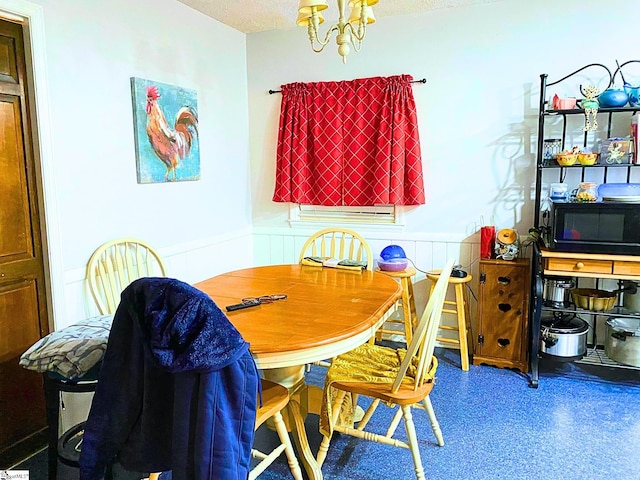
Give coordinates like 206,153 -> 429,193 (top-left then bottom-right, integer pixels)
540,312 -> 589,361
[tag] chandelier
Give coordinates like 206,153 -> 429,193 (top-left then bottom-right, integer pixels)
297,0 -> 378,64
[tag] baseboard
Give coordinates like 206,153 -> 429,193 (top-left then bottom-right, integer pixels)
1,427 -> 48,470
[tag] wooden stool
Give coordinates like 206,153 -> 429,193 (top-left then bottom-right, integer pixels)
426,270 -> 473,371
376,267 -> 418,345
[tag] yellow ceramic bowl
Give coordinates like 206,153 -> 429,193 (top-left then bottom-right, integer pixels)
578,153 -> 598,165
556,153 -> 578,166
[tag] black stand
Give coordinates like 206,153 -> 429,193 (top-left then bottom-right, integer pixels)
43,372 -> 97,479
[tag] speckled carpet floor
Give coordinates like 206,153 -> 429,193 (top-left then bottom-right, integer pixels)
14,347 -> 640,480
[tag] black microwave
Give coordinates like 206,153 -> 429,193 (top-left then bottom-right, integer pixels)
548,200 -> 640,255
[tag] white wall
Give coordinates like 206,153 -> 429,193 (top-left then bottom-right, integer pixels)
245,0 -> 640,328
246,0 -> 640,245
3,0 -> 256,328
6,0 -> 639,326
41,0 -> 254,266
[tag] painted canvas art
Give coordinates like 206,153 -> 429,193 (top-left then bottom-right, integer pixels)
131,77 -> 200,183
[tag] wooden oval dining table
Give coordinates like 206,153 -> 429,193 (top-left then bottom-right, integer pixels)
194,264 -> 402,480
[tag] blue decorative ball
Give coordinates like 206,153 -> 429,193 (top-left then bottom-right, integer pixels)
380,245 -> 406,261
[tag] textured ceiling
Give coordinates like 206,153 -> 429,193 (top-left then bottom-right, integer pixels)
177,0 -> 502,34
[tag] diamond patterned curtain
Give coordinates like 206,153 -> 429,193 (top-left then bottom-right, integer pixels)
272,75 -> 425,206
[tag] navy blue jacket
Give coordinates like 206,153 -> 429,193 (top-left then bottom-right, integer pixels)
79,277 -> 259,480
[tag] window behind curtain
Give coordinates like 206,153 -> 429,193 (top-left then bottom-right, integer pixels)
273,74 -> 425,207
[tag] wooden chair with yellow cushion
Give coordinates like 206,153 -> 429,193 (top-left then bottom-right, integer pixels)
315,259 -> 455,480
86,238 -> 167,314
298,227 -> 374,271
249,379 -> 303,479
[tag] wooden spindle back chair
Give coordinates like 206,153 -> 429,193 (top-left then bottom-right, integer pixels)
316,259 -> 456,480
86,238 -> 167,315
298,227 -> 374,270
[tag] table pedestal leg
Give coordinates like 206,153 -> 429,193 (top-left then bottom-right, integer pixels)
263,366 -> 323,480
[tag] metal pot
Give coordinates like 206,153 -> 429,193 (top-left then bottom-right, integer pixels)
543,277 -> 574,307
605,317 -> 640,367
540,312 -> 589,361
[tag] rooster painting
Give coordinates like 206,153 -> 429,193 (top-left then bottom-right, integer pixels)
131,78 -> 200,183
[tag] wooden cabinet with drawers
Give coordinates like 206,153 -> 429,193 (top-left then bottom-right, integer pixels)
474,258 -> 530,372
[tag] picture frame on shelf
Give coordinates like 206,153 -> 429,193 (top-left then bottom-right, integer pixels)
599,138 -> 631,165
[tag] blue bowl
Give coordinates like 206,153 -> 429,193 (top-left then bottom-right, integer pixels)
377,257 -> 409,272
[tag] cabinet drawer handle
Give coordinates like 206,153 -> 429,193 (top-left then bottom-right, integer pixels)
575,262 -> 585,270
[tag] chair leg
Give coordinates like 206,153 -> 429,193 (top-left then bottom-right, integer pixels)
272,410 -> 303,480
463,283 -> 474,358
422,395 -> 444,447
43,374 -> 59,480
352,394 -> 365,423
455,283 -> 470,371
316,389 -> 346,467
316,434 -> 332,468
400,277 -> 414,345
401,405 -> 427,480
386,406 -> 403,437
357,398 -> 380,430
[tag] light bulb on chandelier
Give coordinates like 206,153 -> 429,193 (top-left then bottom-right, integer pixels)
297,0 -> 378,64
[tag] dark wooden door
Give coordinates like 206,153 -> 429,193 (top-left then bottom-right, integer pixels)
0,19 -> 50,468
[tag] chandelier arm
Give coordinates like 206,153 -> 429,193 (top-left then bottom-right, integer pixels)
344,22 -> 365,51
317,23 -> 341,49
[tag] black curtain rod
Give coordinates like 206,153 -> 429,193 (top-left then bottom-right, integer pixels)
268,77 -> 427,94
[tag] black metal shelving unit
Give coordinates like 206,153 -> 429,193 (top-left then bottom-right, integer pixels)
529,62 -> 640,388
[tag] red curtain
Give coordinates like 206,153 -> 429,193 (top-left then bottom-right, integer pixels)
272,75 -> 425,206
